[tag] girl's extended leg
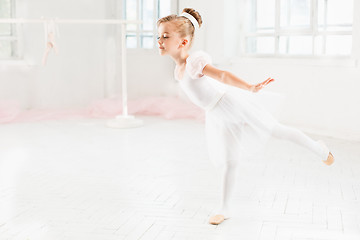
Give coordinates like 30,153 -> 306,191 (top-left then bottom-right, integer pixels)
271,122 -> 329,160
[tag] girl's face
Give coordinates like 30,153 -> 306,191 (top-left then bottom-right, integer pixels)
157,22 -> 186,56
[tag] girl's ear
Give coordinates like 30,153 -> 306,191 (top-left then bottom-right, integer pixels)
182,39 -> 188,46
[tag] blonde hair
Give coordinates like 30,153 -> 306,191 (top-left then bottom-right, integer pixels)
157,8 -> 202,47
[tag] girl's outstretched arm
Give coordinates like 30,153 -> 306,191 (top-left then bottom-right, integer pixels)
202,64 -> 274,92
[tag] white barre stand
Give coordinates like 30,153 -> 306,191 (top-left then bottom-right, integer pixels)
106,22 -> 143,129
0,18 -> 144,128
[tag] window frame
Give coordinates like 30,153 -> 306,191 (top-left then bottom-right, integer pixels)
240,0 -> 354,59
0,0 -> 20,60
122,0 -> 177,52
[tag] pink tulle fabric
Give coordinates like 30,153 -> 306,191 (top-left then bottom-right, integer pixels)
0,101 -> 22,123
0,96 -> 205,124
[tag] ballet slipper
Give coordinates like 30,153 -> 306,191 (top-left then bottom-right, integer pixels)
42,47 -> 51,65
42,34 -> 58,65
209,214 -> 225,225
48,32 -> 59,54
317,140 -> 334,166
42,20 -> 59,65
323,152 -> 334,166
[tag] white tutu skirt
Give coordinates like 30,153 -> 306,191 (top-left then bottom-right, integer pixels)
205,86 -> 285,167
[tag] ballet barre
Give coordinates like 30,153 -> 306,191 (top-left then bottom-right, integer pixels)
0,18 -> 144,128
0,18 -> 142,24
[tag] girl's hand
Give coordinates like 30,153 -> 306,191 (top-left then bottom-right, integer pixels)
249,78 -> 274,93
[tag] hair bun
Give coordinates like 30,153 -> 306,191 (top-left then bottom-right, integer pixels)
182,8 -> 202,28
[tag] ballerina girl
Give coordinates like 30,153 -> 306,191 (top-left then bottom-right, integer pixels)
157,8 -> 334,225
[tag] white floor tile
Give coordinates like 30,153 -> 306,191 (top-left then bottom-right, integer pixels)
0,116 -> 359,240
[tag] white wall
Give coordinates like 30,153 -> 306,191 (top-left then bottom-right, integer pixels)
0,0 -> 176,110
219,58 -> 360,141
0,0 -> 107,109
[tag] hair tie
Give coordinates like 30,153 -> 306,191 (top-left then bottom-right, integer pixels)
179,12 -> 199,30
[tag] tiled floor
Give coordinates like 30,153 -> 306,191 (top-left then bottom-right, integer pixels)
0,116 -> 359,240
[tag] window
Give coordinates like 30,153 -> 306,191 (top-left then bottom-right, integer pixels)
0,0 -> 18,59
123,0 -> 174,49
243,0 -> 354,57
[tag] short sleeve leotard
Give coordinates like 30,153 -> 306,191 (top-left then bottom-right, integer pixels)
174,51 -> 226,111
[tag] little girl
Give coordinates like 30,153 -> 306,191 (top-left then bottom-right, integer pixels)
157,8 -> 334,225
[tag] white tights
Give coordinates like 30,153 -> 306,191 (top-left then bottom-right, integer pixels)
215,122 -> 329,218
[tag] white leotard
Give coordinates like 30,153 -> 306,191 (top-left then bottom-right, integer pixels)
174,51 -> 225,111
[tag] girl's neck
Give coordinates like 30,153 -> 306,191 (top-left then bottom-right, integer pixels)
171,51 -> 189,66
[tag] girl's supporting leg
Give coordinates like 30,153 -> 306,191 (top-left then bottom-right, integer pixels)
208,159 -> 239,225
271,122 -> 329,160
217,160 -> 238,219
206,122 -> 242,223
